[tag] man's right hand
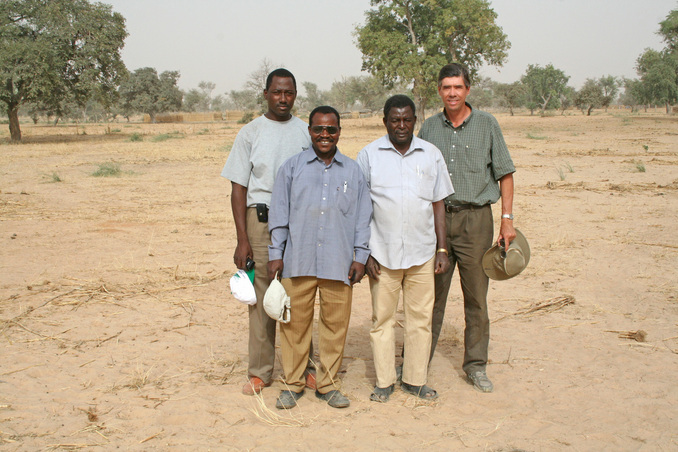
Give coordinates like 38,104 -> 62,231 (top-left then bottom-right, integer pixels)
268,259 -> 284,282
233,240 -> 253,270
365,255 -> 381,281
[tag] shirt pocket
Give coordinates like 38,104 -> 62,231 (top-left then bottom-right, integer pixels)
462,145 -> 492,173
335,186 -> 356,216
415,174 -> 436,202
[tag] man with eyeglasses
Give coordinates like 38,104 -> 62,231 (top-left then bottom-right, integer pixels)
357,95 -> 454,402
221,68 -> 315,396
268,106 -> 372,409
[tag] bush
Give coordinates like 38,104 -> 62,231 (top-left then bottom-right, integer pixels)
238,112 -> 255,124
129,132 -> 143,142
91,163 -> 121,177
151,132 -> 184,142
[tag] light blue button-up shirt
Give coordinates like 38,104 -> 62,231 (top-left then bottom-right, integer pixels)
269,148 -> 372,286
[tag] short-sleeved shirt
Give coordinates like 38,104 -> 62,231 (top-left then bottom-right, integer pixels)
268,148 -> 372,286
220,115 -> 311,207
357,135 -> 454,270
418,104 -> 515,206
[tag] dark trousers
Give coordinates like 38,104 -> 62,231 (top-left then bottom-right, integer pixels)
430,204 -> 493,375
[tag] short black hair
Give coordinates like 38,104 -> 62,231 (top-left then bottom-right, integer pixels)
265,68 -> 297,91
383,94 -> 416,118
309,105 -> 341,128
437,63 -> 471,88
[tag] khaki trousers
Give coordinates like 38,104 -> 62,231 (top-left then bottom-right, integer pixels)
280,277 -> 352,394
369,257 -> 435,388
431,204 -> 493,375
245,207 -> 277,384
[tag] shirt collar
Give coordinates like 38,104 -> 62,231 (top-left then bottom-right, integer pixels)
377,134 -> 424,156
302,147 -> 345,165
442,102 -> 474,128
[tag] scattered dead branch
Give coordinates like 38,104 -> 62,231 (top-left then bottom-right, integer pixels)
493,295 -> 575,323
605,330 -> 647,342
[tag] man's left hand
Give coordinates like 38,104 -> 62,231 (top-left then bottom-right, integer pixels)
434,252 -> 450,274
268,259 -> 284,282
497,219 -> 517,251
348,261 -> 366,286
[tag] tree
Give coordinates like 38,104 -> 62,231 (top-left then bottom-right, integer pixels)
521,64 -> 570,115
0,0 -> 127,141
599,75 -> 620,111
620,77 -> 648,112
229,89 -> 258,111
659,9 -> 678,51
183,81 -> 217,112
467,76 -> 495,110
300,82 -> 328,111
327,77 -> 354,112
494,81 -> 526,116
575,79 -> 604,116
354,0 -> 510,118
118,68 -> 182,122
635,48 -> 678,113
245,58 -> 280,112
558,86 -> 575,115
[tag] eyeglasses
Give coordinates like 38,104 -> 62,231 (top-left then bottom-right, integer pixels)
310,125 -> 340,135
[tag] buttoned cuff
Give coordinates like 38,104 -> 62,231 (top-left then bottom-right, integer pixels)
354,249 -> 370,265
268,245 -> 284,261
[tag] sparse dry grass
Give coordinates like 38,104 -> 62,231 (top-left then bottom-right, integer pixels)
1,110 -> 677,450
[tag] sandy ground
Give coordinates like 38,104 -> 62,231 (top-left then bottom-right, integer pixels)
1,110 -> 677,451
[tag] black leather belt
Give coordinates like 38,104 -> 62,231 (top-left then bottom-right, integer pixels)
444,204 -> 486,213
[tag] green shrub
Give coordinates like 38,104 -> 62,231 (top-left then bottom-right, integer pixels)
151,132 -> 184,142
91,163 -> 121,177
129,132 -> 143,142
238,112 -> 255,124
49,172 -> 62,183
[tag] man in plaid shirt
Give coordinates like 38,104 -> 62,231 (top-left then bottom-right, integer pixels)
419,63 -> 517,393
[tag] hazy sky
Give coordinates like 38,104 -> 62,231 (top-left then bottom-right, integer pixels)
105,0 -> 676,95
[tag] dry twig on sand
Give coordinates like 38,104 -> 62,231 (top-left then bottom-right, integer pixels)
605,330 -> 647,342
493,295 -> 575,323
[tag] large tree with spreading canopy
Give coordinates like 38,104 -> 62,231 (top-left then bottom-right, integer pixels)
0,0 -> 127,141
354,0 -> 510,117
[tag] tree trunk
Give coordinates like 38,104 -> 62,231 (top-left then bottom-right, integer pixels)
587,106 -> 593,116
666,102 -> 671,114
8,103 -> 21,142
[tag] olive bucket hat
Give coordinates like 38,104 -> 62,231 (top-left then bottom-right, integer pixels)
482,229 -> 531,281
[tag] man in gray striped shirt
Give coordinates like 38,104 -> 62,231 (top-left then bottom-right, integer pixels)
419,63 -> 517,393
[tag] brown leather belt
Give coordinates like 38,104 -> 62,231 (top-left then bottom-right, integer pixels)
444,204 -> 486,213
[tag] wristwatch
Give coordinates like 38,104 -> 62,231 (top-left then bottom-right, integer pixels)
501,213 -> 514,220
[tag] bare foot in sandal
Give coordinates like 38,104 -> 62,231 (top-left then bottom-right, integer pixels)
401,382 -> 438,400
369,384 -> 394,403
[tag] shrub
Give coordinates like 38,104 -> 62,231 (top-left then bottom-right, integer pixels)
238,112 -> 255,124
151,132 -> 184,142
91,163 -> 121,177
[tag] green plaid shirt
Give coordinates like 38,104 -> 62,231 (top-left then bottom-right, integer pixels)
419,104 -> 515,206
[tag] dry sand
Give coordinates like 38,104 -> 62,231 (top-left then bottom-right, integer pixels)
1,110 -> 677,450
